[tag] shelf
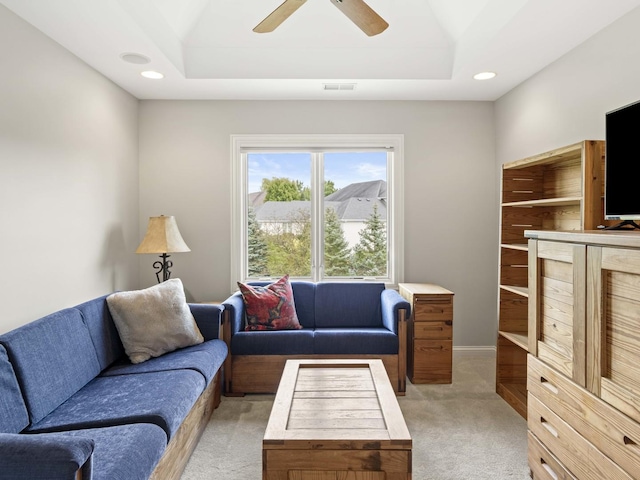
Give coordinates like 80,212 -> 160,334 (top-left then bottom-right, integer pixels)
502,196 -> 582,208
501,243 -> 528,251
500,285 -> 528,297
499,331 -> 528,351
503,142 -> 584,169
496,383 -> 527,418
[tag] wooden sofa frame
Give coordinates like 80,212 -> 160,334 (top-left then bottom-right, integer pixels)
222,309 -> 408,396
148,371 -> 222,480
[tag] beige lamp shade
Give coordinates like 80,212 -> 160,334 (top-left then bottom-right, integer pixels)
136,216 -> 191,254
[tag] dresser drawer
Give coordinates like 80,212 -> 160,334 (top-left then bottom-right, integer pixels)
528,355 -> 640,478
528,394 -> 633,480
528,431 -> 576,480
413,298 -> 452,321
414,320 -> 452,340
528,393 -> 633,479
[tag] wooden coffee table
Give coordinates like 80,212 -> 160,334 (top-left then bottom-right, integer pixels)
263,359 -> 412,480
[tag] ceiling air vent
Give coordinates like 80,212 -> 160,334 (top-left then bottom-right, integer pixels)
323,83 -> 357,91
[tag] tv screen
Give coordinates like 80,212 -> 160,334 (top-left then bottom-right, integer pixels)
605,99 -> 640,222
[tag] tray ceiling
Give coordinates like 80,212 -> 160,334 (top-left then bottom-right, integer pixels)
2,0 -> 640,100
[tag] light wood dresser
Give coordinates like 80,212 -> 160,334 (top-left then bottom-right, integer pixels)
526,229 -> 640,479
399,283 -> 454,384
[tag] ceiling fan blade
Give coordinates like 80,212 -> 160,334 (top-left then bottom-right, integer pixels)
254,0 -> 308,33
329,0 -> 388,36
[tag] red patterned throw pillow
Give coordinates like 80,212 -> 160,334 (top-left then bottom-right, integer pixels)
238,275 -> 302,331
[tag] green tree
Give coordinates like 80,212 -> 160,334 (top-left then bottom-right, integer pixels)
301,180 -> 335,200
261,177 -> 306,201
352,203 -> 387,276
260,177 -> 336,201
247,207 -> 268,277
264,209 -> 311,276
324,207 -> 352,276
324,180 -> 337,197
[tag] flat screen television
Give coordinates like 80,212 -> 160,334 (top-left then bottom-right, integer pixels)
604,99 -> 640,229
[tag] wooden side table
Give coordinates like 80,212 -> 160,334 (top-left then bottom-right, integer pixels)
399,283 -> 454,384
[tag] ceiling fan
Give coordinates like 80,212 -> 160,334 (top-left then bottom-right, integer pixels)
253,0 -> 389,37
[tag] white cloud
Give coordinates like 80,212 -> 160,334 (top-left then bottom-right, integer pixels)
356,162 -> 387,179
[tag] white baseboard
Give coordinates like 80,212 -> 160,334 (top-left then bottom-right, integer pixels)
453,346 -> 497,355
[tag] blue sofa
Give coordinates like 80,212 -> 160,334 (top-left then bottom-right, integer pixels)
0,295 -> 227,480
222,281 -> 410,395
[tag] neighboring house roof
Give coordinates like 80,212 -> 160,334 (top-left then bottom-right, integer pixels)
325,180 -> 386,202
255,201 -> 310,222
248,191 -> 266,209
332,197 -> 386,221
253,179 -> 387,223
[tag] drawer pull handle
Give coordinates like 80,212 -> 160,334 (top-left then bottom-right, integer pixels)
540,417 -> 559,438
541,376 -> 559,395
423,326 -> 444,331
541,460 -> 558,480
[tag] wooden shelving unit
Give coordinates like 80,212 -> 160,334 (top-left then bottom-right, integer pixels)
495,140 -> 606,418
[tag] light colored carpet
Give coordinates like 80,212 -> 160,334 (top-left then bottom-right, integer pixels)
182,351 -> 530,479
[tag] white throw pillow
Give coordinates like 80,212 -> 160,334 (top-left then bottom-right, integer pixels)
106,278 -> 204,364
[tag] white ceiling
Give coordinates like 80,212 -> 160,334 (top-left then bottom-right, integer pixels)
3,0 -> 640,101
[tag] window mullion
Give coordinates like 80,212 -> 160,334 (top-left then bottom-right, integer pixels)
386,150 -> 393,282
311,152 -> 324,281
235,151 -> 248,281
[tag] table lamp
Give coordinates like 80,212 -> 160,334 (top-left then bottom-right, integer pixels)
136,215 -> 190,283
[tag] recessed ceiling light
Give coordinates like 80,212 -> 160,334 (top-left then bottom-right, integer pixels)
120,52 -> 150,65
473,71 -> 497,80
141,71 -> 164,80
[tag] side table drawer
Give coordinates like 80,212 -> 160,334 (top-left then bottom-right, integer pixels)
411,340 -> 452,384
414,298 -> 453,321
414,320 -> 452,340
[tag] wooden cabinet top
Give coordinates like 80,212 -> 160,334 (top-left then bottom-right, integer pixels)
399,283 -> 454,296
525,229 -> 640,248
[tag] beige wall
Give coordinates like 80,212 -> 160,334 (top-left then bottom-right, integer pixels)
0,3 -> 504,347
139,100 -> 499,347
495,6 -> 640,165
0,5 -> 140,334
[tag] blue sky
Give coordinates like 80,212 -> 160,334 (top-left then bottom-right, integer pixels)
247,151 -> 387,193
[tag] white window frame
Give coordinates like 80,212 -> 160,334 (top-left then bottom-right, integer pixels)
230,134 -> 404,289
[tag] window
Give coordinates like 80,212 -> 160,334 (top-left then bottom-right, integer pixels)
231,134 -> 404,287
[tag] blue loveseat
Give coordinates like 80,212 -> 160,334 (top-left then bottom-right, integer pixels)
0,295 -> 227,480
222,281 -> 410,395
